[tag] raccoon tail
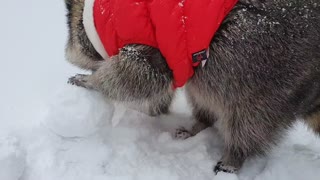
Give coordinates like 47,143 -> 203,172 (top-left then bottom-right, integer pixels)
64,0 -> 72,11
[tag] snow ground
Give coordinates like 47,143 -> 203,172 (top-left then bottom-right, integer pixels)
1,1 -> 320,180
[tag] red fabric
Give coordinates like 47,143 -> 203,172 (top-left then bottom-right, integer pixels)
93,0 -> 238,88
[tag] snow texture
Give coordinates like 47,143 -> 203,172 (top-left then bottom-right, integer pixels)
43,86 -> 114,138
0,1 -> 320,180
0,137 -> 25,180
215,172 -> 239,180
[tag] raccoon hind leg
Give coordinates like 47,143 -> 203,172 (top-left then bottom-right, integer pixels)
174,103 -> 217,139
188,93 -> 218,136
148,94 -> 173,116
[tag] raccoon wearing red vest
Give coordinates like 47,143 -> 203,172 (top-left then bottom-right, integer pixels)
83,0 -> 238,88
66,0 -> 320,175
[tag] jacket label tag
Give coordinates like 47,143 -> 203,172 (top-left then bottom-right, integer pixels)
192,49 -> 208,67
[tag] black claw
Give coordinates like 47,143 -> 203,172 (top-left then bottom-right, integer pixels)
67,78 -> 74,85
214,161 -> 236,175
67,77 -> 77,85
68,74 -> 88,87
214,161 -> 222,174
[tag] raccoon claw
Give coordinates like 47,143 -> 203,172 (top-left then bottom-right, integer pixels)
214,161 -> 238,175
174,127 -> 192,140
68,74 -> 92,89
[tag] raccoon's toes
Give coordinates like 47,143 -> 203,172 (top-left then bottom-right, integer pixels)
68,74 -> 93,89
174,127 -> 192,140
68,74 -> 87,86
214,161 -> 238,175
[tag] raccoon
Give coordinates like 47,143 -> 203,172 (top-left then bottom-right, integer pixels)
64,0 -> 320,174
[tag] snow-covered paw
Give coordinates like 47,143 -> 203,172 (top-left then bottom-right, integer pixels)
214,161 -> 238,174
174,127 -> 192,140
68,74 -> 92,89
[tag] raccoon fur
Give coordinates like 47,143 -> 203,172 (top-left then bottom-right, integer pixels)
64,0 -> 320,174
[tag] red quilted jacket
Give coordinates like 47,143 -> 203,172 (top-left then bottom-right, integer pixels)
87,0 -> 238,88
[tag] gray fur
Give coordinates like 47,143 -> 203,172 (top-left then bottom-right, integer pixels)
65,0 -> 103,71
64,0 -> 320,174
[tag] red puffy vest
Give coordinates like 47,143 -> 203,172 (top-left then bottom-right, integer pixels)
93,0 -> 238,88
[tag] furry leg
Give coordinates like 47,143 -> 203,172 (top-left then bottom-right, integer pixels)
68,74 -> 96,89
214,107 -> 295,174
148,94 -> 173,116
68,45 -> 174,112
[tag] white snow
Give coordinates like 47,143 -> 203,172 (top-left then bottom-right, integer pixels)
0,137 -> 25,180
0,1 -> 320,180
43,86 -> 114,138
215,172 -> 239,180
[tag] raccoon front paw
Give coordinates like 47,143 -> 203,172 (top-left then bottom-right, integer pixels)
214,161 -> 238,174
68,74 -> 93,89
174,127 -> 192,140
